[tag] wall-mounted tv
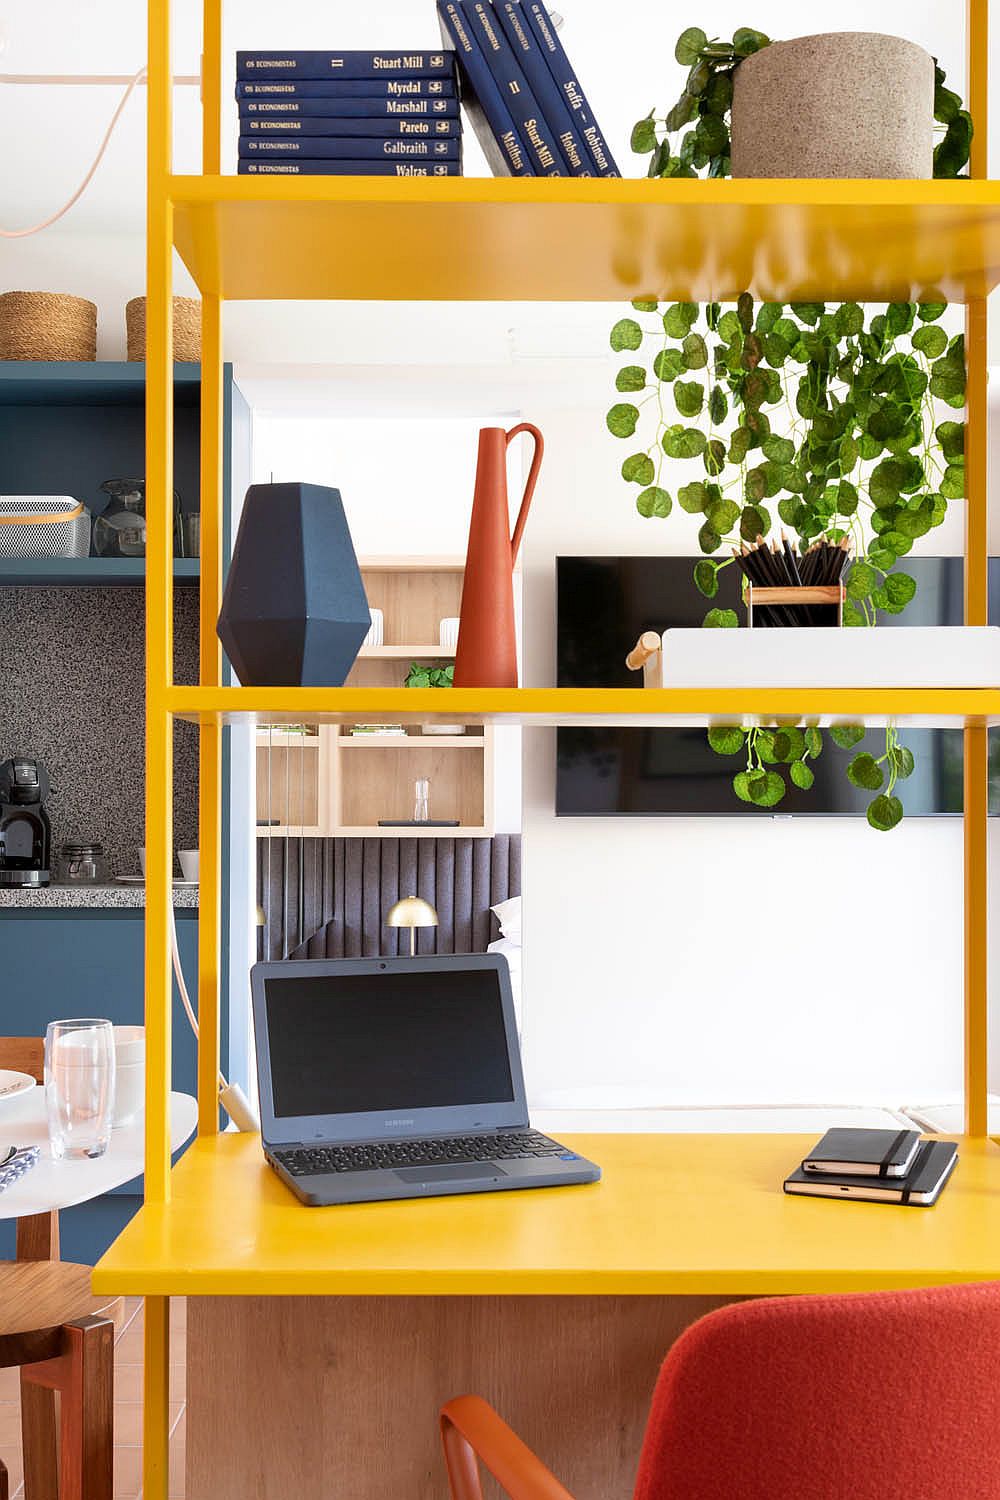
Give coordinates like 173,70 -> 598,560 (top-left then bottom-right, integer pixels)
556,556 -> 1000,818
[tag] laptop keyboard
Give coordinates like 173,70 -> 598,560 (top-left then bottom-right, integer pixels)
274,1131 -> 569,1177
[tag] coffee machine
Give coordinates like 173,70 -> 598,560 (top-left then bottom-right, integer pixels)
0,758 -> 52,887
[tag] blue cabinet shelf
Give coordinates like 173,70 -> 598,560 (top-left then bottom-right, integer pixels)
0,557 -> 200,587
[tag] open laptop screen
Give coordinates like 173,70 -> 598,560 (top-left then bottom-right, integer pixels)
264,966 -> 514,1118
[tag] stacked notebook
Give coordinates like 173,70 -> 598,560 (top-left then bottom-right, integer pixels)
783,1128 -> 958,1207
436,0 -> 618,177
237,49 -> 463,177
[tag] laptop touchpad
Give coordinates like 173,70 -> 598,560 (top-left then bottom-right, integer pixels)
394,1163 -> 507,1184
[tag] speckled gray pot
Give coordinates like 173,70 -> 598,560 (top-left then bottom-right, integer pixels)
731,32 -> 934,179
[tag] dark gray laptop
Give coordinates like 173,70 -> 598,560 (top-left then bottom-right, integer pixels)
250,954 -> 601,1206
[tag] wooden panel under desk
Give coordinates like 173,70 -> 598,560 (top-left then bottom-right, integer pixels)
187,1293 -> 731,1500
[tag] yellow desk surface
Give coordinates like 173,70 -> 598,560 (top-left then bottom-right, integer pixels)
93,1132 -> 1000,1298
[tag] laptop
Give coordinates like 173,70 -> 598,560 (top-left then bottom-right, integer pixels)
250,953 -> 601,1206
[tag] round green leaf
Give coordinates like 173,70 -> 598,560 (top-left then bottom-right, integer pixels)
733,27 -> 769,56
884,572 -> 917,608
674,380 -> 705,418
708,385 -> 728,425
630,116 -> 658,154
678,481 -> 708,514
867,794 -> 904,831
935,420 -> 965,461
762,435 -> 795,463
913,325 -> 948,358
846,561 -> 877,600
694,559 -> 720,598
606,403 -> 639,439
790,760 -> 814,790
682,332 -> 709,369
615,365 -> 646,392
893,745 -> 916,779
653,348 -> 684,382
740,505 -> 768,543
746,769 -> 785,807
830,723 -> 865,750
941,464 -> 966,500
708,725 -> 744,754
675,25 -> 708,64
698,522 -> 721,555
733,771 -> 754,803
703,607 -> 738,628
917,302 -> 947,322
703,438 -> 726,476
663,304 -> 700,340
622,452 -> 655,485
636,486 -> 672,518
847,752 -> 884,792
804,727 -> 823,758
663,426 -> 707,459
632,298 -> 658,312
610,318 -> 643,353
706,497 -> 740,534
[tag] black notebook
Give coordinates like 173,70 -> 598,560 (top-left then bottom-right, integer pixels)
785,1140 -> 958,1206
802,1127 -> 921,1179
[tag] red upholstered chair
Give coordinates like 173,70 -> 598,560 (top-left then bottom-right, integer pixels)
440,1281 -> 1000,1500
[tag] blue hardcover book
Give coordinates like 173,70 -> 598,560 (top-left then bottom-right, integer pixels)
237,51 -> 456,82
237,79 -> 457,99
493,0 -> 591,175
520,2 -> 619,175
462,1 -> 565,174
242,116 -> 461,138
239,136 -> 461,160
238,159 -> 462,176
241,97 -> 460,119
437,0 -> 531,176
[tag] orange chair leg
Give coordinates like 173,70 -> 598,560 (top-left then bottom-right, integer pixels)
442,1420 -> 486,1500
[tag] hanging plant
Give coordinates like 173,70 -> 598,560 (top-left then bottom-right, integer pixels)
631,26 -> 972,179
607,291 -> 967,829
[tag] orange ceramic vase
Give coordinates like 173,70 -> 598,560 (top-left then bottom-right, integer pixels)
453,423 -> 544,688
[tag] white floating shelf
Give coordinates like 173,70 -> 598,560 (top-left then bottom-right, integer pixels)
652,627 -> 1000,690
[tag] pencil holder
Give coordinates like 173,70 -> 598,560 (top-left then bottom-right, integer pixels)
744,584 -> 845,628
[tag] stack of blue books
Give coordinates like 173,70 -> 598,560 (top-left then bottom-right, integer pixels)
436,1 -> 618,176
237,50 -> 463,176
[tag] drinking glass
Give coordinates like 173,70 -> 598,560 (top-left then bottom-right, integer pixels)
45,1019 -> 116,1160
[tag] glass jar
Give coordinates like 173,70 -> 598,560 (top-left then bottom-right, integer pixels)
56,841 -> 109,885
93,481 -> 184,558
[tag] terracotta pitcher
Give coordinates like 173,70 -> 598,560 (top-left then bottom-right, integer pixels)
453,423 -> 544,689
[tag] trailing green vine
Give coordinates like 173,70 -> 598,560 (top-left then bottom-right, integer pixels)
631,26 -> 972,179
607,292 -> 967,829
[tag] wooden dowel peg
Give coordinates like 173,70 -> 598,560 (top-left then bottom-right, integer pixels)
626,631 -> 662,671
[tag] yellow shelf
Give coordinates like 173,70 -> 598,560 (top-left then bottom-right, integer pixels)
93,1131 -> 1000,1298
167,685 -> 1000,729
168,175 -> 1000,304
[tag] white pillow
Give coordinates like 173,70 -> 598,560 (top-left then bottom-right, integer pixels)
491,895 -> 522,945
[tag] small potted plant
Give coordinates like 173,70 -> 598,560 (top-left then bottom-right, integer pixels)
404,662 -> 464,735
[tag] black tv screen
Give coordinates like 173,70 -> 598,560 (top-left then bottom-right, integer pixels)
556,556 -> 1000,817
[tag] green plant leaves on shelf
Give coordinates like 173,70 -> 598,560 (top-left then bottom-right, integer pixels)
675,25 -> 709,64
736,768 -> 785,806
678,481 -> 708,513
606,403 -> 640,438
867,794 -> 904,831
912,325 -> 948,358
610,318 -> 643,352
703,607 -> 739,628
694,559 -> 720,596
674,380 -> 705,418
615,365 -> 647,392
663,302 -> 700,339
662,425 -> 707,459
790,760 -> 815,790
636,486 -> 672,518
622,452 -> 655,485
630,114 -> 658,154
708,725 -> 745,754
830,724 -> 865,750
847,752 -> 884,792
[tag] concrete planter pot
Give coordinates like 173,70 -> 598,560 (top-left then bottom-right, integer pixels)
731,32 -> 935,179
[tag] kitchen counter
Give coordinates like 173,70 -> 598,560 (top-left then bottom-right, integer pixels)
0,882 -> 199,909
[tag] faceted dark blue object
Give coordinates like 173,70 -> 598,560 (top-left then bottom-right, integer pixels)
217,482 -> 370,686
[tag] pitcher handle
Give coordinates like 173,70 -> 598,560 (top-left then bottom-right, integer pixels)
505,422 -> 544,565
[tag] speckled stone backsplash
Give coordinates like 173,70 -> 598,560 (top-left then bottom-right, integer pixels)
0,588 -> 198,877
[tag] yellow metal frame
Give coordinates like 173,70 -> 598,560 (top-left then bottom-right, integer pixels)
137,3 -> 992,1496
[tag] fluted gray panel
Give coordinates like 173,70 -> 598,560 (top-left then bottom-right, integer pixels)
258,836 -> 520,961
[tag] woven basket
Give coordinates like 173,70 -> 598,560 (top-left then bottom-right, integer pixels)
0,292 -> 97,361
126,296 -> 201,362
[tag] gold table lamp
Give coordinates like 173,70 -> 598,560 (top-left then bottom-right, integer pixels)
386,896 -> 439,956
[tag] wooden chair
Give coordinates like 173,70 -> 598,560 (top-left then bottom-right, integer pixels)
440,1281 -> 1000,1499
0,1038 -> 120,1500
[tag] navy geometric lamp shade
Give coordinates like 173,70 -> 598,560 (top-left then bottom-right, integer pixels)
217,482 -> 371,686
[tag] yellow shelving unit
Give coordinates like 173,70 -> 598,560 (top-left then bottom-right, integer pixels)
97,5 -> 995,1498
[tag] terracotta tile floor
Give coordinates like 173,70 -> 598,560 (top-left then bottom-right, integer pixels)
0,1295 -> 187,1499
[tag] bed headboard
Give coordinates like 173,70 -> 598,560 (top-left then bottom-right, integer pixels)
257,835 -> 521,961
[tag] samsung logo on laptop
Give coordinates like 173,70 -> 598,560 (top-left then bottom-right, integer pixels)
384,1118 -> 415,1128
